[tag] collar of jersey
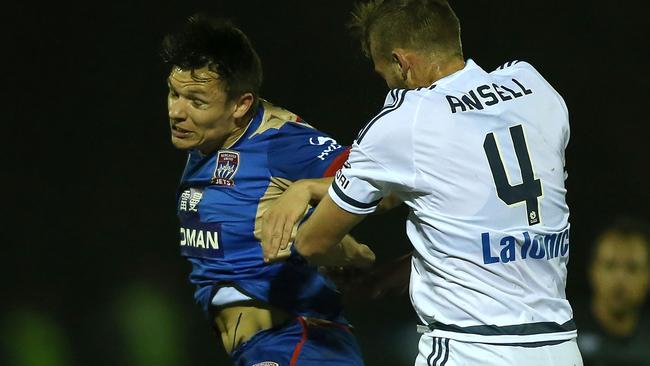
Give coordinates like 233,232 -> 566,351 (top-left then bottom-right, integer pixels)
194,104 -> 264,159
428,58 -> 481,89
226,105 -> 265,150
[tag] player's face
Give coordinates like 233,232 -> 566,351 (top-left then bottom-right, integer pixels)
167,67 -> 239,153
590,233 -> 650,315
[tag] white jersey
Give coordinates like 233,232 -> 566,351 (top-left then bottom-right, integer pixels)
330,59 -> 575,344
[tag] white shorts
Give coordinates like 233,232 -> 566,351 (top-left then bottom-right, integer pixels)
415,335 -> 583,366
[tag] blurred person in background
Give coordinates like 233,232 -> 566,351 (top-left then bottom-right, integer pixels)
1,310 -> 71,366
577,217 -> 650,366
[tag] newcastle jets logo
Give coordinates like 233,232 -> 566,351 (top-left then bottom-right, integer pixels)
212,150 -> 240,187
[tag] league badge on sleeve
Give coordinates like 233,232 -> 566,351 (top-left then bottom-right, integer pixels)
212,150 -> 240,187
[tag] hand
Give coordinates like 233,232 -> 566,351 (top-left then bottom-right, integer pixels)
316,240 -> 376,297
319,265 -> 368,294
373,193 -> 403,215
348,242 -> 376,269
261,181 -> 312,262
342,252 -> 412,301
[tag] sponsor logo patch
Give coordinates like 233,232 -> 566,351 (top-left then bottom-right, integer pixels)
252,362 -> 279,366
309,136 -> 342,160
179,188 -> 203,212
212,150 -> 240,186
309,136 -> 337,146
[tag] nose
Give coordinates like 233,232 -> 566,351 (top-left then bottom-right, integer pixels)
168,99 -> 187,122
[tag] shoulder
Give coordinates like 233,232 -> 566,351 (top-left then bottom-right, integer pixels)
492,59 -> 568,112
356,88 -> 432,146
491,59 -> 550,84
248,100 -> 316,139
491,60 -> 555,88
492,59 -> 549,77
494,59 -> 528,71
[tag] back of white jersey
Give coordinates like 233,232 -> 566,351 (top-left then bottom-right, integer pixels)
330,59 -> 575,343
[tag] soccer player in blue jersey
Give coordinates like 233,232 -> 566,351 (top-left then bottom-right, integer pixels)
161,14 -> 374,366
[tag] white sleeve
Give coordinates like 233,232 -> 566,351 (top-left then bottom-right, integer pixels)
553,81 -> 570,181
329,89 -> 419,214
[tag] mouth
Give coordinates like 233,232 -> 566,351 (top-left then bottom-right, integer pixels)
171,125 -> 192,138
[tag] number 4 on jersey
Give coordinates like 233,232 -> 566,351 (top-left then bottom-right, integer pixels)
483,125 -> 542,226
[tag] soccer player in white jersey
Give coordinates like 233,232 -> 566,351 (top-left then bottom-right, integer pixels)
262,0 -> 583,364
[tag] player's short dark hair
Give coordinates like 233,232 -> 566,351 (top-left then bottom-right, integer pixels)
591,216 -> 650,265
349,0 -> 462,61
161,14 -> 263,103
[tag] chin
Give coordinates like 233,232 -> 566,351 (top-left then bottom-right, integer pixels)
171,137 -> 196,150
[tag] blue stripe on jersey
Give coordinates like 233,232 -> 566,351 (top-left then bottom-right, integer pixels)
357,88 -> 408,144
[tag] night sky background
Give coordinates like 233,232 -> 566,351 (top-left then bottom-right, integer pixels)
3,1 -> 649,365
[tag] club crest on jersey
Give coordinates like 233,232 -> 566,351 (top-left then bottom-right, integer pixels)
212,150 -> 240,187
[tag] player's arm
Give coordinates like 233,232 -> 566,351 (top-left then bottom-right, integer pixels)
261,123 -> 350,262
309,232 -> 375,268
261,177 -> 333,261
294,194 -> 367,265
374,194 -> 403,214
262,177 -> 401,261
262,178 -> 375,267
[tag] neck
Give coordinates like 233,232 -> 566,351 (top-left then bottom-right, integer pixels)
198,107 -> 258,155
222,106 -> 258,149
592,298 -> 639,337
425,56 -> 465,86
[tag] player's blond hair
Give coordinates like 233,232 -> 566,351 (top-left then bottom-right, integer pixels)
349,0 -> 463,61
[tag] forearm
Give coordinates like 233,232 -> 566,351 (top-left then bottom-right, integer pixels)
295,210 -> 347,260
261,177 -> 335,262
295,195 -> 366,264
291,177 -> 333,203
302,234 -> 373,267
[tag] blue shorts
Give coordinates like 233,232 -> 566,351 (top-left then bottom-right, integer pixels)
230,317 -> 365,366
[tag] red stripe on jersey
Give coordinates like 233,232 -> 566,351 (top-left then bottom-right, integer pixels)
323,147 -> 351,177
290,317 -> 309,366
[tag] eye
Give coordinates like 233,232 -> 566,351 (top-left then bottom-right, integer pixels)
191,99 -> 208,107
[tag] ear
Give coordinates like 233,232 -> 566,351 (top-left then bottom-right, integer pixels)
392,49 -> 411,81
232,92 -> 255,119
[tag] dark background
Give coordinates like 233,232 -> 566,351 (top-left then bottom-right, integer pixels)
3,1 -> 649,365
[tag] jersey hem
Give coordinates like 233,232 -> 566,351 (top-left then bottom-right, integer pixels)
425,329 -> 577,344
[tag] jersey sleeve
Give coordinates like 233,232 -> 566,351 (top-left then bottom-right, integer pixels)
267,122 -> 350,180
329,89 -> 420,214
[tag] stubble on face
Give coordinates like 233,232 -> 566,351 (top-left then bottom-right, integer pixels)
167,67 -> 236,153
